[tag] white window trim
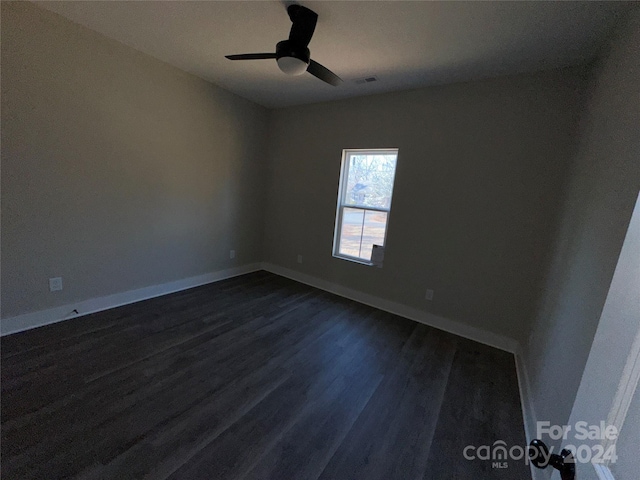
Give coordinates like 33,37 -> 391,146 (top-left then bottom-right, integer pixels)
332,148 -> 398,265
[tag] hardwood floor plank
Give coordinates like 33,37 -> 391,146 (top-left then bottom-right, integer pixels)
164,304 -> 384,480
316,324 -> 456,480
75,299 -> 356,479
3,290 -> 337,477
1,274 -> 303,420
1,271 -> 530,480
422,340 -> 530,479
241,312 -> 415,480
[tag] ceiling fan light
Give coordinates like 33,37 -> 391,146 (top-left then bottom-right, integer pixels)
277,56 -> 308,76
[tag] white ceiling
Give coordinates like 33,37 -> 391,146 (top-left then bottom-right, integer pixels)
35,1 -> 631,109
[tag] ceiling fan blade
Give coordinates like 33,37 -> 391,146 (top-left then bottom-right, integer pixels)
307,60 -> 342,86
287,4 -> 317,48
225,53 -> 277,60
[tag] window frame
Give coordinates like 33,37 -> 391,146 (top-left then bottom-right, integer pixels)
332,148 -> 399,265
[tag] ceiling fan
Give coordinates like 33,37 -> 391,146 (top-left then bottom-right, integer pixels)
225,4 -> 342,86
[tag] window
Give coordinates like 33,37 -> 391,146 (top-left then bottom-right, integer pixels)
333,149 -> 399,264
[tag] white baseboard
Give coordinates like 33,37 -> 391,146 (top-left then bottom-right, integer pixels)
260,262 -> 519,354
0,263 -> 262,336
515,344 -> 543,480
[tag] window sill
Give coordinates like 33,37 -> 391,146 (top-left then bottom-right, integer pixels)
332,254 -> 375,267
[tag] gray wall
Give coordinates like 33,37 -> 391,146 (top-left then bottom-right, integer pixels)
524,7 -> 640,447
263,68 -> 588,344
1,2 -> 269,318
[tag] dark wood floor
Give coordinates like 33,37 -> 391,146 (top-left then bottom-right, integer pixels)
1,271 -> 530,479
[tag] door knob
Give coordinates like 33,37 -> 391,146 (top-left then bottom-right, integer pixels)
529,439 -> 576,480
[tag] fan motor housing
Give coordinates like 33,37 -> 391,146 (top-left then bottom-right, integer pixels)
275,40 -> 310,76
276,40 -> 310,64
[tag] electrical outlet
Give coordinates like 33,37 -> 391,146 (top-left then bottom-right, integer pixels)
49,277 -> 63,292
297,254 -> 303,264
230,250 -> 236,259
425,289 -> 434,301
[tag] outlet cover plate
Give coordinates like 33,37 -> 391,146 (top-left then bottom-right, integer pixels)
49,277 -> 63,292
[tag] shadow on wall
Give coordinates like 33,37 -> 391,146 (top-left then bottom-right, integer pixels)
523,5 -> 640,450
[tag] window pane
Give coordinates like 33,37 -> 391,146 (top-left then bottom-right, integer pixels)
338,208 -> 388,262
360,210 -> 388,260
344,154 -> 397,209
338,207 -> 365,258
